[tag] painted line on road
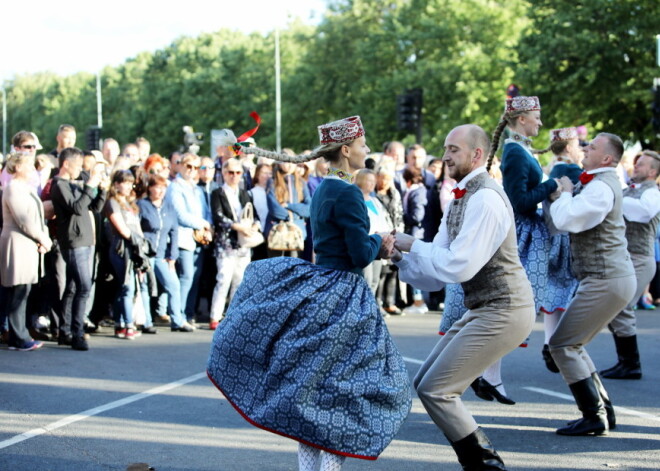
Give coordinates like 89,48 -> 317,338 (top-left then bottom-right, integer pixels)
524,386 -> 660,423
0,372 -> 207,450
402,356 -> 424,365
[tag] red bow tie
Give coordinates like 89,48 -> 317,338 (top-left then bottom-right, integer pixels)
452,187 -> 467,199
579,172 -> 594,185
629,183 -> 637,189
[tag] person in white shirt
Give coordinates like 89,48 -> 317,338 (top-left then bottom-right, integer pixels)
392,124 -> 535,471
548,133 -> 636,436
600,150 -> 660,380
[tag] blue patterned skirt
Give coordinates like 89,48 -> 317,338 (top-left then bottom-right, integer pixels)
439,283 -> 465,335
543,233 -> 578,313
207,257 -> 412,460
516,211 -> 553,313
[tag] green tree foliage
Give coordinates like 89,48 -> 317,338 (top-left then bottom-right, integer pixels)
518,0 -> 660,149
4,0 -> 658,156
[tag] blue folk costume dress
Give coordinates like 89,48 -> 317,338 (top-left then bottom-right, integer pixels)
207,169 -> 412,460
543,161 -> 581,312
440,133 -> 563,339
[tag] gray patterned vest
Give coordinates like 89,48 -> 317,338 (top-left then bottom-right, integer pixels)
570,170 -> 633,280
623,181 -> 660,257
446,172 -> 532,310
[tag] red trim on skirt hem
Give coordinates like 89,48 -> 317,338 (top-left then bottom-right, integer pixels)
206,370 -> 379,461
540,307 -> 566,314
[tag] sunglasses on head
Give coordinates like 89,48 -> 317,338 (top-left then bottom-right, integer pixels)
185,164 -> 200,170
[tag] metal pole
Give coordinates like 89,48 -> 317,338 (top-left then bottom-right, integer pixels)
1,86 -> 6,157
96,72 -> 103,129
275,29 -> 282,153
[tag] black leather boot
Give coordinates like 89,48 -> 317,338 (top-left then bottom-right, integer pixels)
542,344 -> 560,373
556,377 -> 608,436
592,372 -> 616,429
450,427 -> 507,470
566,372 -> 616,429
600,334 -> 642,380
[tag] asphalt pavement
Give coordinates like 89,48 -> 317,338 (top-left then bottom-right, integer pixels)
1,309 -> 659,471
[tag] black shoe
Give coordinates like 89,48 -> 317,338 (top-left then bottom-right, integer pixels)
58,334 -> 73,346
556,377 -> 608,436
71,336 -> 89,351
471,377 -> 494,401
171,324 -> 194,332
84,322 -> 98,334
600,334 -> 642,380
141,326 -> 158,334
449,427 -> 507,470
542,344 -> 560,373
478,378 -> 515,405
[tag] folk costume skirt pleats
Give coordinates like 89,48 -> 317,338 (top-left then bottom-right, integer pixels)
207,257 -> 412,460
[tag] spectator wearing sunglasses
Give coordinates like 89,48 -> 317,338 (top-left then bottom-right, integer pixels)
1,131 -> 42,190
167,153 -> 210,330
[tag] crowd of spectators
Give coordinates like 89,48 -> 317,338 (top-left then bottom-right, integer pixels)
4,124 -> 655,352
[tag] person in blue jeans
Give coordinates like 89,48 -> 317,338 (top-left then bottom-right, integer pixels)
51,147 -> 108,351
137,175 -> 189,332
167,153 -> 211,328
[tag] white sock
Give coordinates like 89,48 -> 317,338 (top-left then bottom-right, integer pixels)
298,443 -> 320,471
320,451 -> 346,471
482,359 -> 507,396
543,309 -> 563,344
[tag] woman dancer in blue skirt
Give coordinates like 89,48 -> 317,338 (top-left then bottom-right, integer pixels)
207,116 -> 412,471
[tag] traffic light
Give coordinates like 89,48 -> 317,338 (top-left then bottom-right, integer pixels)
85,126 -> 102,151
506,84 -> 520,99
652,85 -> 660,133
396,88 -> 423,133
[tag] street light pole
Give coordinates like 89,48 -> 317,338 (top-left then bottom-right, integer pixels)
1,85 -> 6,157
275,28 -> 282,153
96,72 -> 103,129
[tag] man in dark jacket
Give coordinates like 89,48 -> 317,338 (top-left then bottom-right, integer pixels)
51,147 -> 108,350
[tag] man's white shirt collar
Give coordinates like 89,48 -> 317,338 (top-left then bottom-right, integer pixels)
455,166 -> 487,190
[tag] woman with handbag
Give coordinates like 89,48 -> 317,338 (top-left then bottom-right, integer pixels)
208,159 -> 260,330
266,160 -> 311,258
105,170 -> 146,340
207,116 -> 411,471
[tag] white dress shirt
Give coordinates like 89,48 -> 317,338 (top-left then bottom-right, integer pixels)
550,167 -> 615,233
622,182 -> 660,223
394,167 -> 511,292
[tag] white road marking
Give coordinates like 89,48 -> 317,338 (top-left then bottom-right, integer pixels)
524,386 -> 660,423
402,356 -> 424,365
0,372 -> 206,450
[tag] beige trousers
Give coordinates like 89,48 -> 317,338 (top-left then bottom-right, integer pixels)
549,275 -> 636,385
608,252 -> 656,337
414,303 -> 535,442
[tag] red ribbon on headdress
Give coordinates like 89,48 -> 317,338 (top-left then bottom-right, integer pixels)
232,111 -> 262,156
238,111 -> 261,142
